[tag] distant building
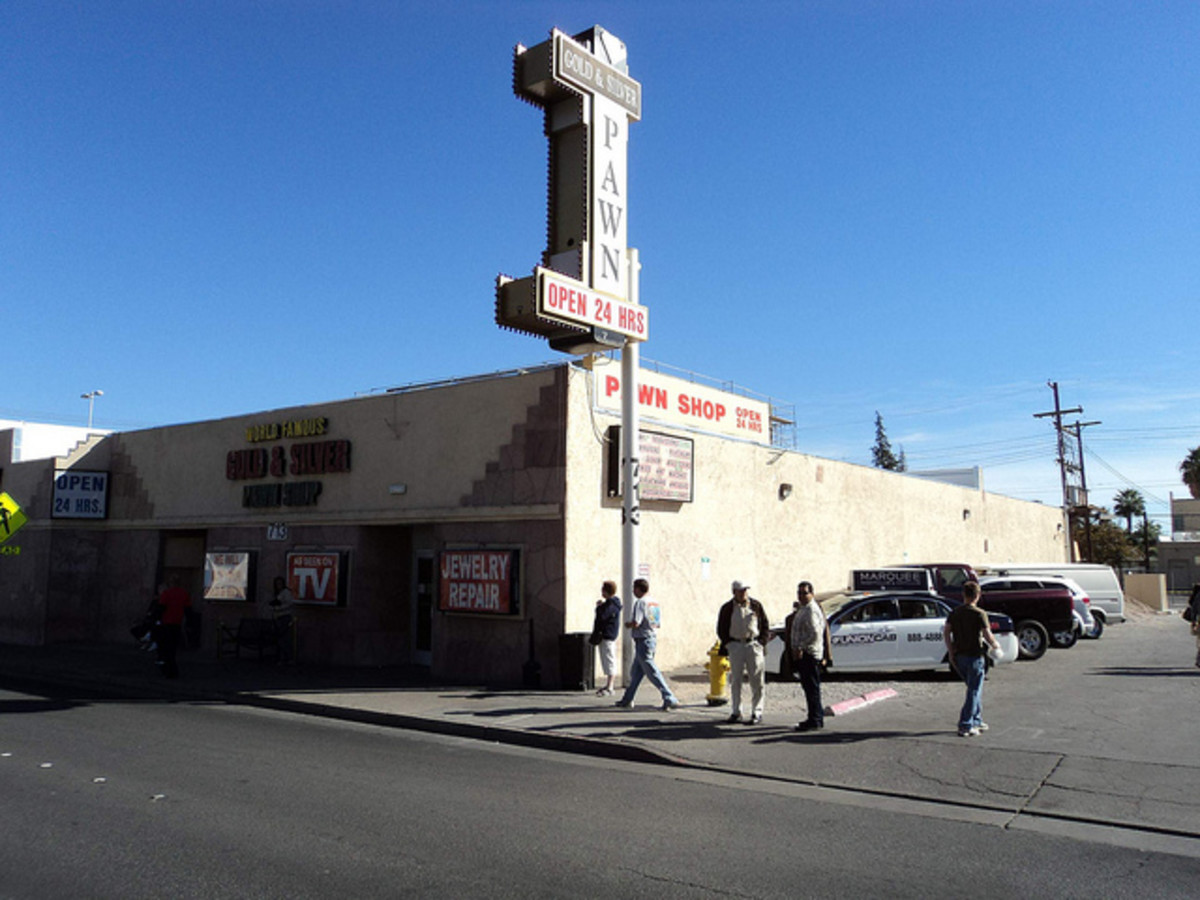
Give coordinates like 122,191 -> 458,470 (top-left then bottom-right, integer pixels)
1159,495 -> 1200,592
1170,495 -> 1200,540
0,419 -> 110,463
908,467 -> 983,491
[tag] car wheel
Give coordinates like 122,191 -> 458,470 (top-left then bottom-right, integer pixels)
1085,615 -> 1105,639
1051,627 -> 1078,649
1015,620 -> 1048,660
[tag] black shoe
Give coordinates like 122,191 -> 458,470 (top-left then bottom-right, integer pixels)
794,720 -> 823,732
726,713 -> 742,724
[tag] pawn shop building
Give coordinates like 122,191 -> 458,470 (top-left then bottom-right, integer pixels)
0,360 -> 1067,685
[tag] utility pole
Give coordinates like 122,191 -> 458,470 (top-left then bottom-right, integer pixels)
1034,382 -> 1083,561
1065,419 -> 1102,561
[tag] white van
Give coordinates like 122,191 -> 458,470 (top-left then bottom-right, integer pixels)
981,563 -> 1125,624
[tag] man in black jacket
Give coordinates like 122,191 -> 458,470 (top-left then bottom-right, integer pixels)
716,580 -> 770,725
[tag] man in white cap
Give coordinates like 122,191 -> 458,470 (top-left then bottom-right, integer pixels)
716,579 -> 770,724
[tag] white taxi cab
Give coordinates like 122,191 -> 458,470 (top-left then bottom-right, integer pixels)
766,591 -> 1019,678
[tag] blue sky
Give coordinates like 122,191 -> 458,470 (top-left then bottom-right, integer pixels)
3,1 -> 1197,525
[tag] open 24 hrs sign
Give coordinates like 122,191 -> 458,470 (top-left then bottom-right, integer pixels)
537,268 -> 649,341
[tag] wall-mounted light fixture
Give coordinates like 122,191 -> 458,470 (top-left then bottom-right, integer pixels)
962,509 -> 971,520
778,483 -> 793,500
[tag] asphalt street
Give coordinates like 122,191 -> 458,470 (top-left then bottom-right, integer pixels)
1,683 -> 1196,899
0,599 -> 1196,864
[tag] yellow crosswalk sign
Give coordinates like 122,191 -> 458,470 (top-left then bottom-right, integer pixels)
0,492 -> 28,543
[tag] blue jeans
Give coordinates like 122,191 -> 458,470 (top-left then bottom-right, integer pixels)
619,636 -> 677,706
956,653 -> 986,729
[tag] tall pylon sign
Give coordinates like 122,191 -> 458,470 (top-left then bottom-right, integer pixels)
496,26 -> 649,354
496,27 -> 647,666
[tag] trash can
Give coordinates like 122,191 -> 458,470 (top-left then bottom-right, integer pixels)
558,632 -> 595,691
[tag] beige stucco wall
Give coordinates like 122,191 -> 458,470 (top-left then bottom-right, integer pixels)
562,365 -> 1069,672
1125,573 -> 1168,612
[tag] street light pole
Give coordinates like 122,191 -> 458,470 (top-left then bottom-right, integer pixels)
81,390 -> 103,428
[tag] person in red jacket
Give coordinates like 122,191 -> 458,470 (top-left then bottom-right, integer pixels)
156,576 -> 192,678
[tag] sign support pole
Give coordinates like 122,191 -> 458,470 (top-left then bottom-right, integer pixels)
620,248 -> 641,683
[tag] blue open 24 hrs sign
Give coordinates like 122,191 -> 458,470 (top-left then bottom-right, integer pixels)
52,470 -> 110,519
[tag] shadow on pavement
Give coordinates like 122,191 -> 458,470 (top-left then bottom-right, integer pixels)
1089,667 -> 1200,677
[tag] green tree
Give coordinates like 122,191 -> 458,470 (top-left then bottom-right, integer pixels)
1072,510 -> 1134,569
872,412 -> 905,471
1112,489 -> 1146,534
1130,517 -> 1162,568
1181,446 -> 1200,499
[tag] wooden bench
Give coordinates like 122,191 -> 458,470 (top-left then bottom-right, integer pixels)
216,617 -> 281,661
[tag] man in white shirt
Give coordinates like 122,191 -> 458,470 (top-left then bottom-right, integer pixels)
789,581 -> 829,731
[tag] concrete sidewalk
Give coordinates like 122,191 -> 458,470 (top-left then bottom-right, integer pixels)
2,621 -> 1198,851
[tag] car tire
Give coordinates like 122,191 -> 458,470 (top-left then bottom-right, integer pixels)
1015,620 -> 1048,660
1051,627 -> 1078,649
1085,615 -> 1105,639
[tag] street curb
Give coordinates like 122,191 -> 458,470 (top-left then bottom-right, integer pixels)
235,693 -> 693,768
0,664 -> 691,771
827,687 -> 898,716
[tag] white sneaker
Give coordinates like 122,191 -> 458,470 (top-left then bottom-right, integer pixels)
958,727 -> 980,737
976,722 -> 989,732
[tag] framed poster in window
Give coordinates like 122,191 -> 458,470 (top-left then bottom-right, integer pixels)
203,552 -> 256,601
438,548 -> 520,615
286,551 -> 349,606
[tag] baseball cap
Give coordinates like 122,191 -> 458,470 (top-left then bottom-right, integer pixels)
731,579 -> 750,592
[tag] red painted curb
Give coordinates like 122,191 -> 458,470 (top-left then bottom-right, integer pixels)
827,687 -> 899,716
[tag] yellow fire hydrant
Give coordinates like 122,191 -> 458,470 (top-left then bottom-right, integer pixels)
705,642 -> 730,706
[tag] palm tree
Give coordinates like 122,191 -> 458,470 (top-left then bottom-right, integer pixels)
1182,447 -> 1200,499
1112,489 -> 1146,534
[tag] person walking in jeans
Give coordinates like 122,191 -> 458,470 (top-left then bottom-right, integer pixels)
615,579 -> 681,711
943,581 -> 999,737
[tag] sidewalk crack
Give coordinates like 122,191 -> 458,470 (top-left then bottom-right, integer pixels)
1004,753 -> 1065,828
